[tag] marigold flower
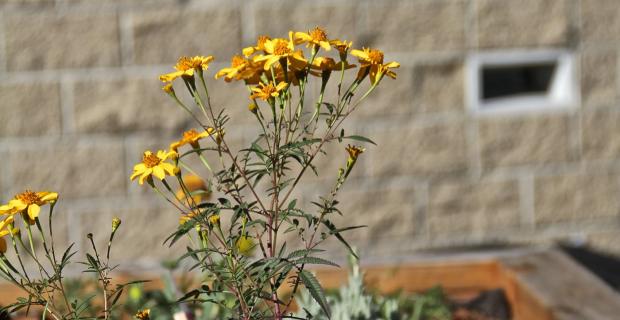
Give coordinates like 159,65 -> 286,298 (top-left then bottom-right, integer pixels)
175,175 -> 210,207
209,214 -> 220,226
0,216 -> 18,254
242,35 -> 271,57
294,26 -> 332,51
330,39 -> 353,59
169,128 -> 215,152
254,34 -> 307,71
345,144 -> 365,160
0,190 -> 58,223
309,57 -> 356,75
215,55 -> 249,82
130,150 -> 179,185
159,56 -> 214,82
179,211 -> 198,225
250,81 -> 288,101
350,47 -> 399,84
135,309 -> 150,320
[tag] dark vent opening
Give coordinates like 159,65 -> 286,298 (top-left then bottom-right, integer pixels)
481,63 -> 556,100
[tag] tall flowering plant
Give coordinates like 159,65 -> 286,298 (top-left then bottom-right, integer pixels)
126,27 -> 400,319
131,27 -> 399,319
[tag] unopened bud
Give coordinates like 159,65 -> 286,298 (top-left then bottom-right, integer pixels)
112,217 -> 121,232
248,103 -> 258,114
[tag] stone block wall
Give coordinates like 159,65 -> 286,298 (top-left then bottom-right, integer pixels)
1,0 -> 620,271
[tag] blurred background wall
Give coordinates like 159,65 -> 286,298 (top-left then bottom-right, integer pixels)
1,0 -> 620,271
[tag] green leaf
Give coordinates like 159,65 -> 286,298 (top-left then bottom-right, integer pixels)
322,219 -> 359,260
295,256 -> 339,268
287,248 -> 324,259
299,270 -> 331,318
344,135 -> 376,145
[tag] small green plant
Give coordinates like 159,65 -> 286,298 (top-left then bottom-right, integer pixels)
0,196 -> 136,319
295,254 -> 452,320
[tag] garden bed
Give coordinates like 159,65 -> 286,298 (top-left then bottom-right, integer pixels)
2,248 -> 619,319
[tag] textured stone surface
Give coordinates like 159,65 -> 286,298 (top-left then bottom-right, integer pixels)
6,13 -> 120,70
413,59 -> 464,114
534,172 -> 620,224
0,82 -> 61,137
74,78 -> 187,133
132,8 -> 241,65
410,0 -> 466,52
80,206 -> 186,265
478,115 -> 571,168
582,108 -> 620,161
371,120 -> 468,177
366,1 -> 465,52
332,187 -> 417,241
252,3 -> 358,46
582,49 -> 618,108
8,141 -> 126,199
477,0 -> 572,48
428,179 -> 520,236
355,65 -> 414,118
587,231 -> 620,255
581,0 -> 620,44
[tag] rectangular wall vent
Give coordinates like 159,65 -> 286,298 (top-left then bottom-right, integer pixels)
467,50 -> 577,114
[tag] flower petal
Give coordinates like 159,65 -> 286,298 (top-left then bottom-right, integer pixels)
152,166 -> 166,180
28,204 -> 40,221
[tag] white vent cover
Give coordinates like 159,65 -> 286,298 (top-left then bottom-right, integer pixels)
467,50 -> 577,114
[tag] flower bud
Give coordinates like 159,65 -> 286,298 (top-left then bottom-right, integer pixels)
162,83 -> 175,95
248,103 -> 258,114
112,217 -> 121,232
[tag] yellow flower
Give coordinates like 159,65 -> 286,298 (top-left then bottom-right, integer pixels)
294,26 -> 332,51
179,211 -> 198,225
242,35 -> 271,57
330,39 -> 353,58
309,56 -> 356,75
159,56 -> 214,82
169,128 -> 215,152
350,48 -> 400,84
208,214 -> 220,226
0,190 -> 58,223
250,81 -> 288,101
130,150 -> 179,185
135,309 -> 150,320
0,215 -> 18,254
254,34 -> 307,71
236,235 -> 255,256
175,175 -> 210,207
345,144 -> 365,160
215,55 -> 249,82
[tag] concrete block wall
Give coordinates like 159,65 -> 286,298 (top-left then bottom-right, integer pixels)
1,0 -> 620,271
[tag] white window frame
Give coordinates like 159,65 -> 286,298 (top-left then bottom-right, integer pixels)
466,50 -> 577,115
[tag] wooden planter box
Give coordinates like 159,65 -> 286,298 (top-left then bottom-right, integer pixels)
2,249 -> 619,319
